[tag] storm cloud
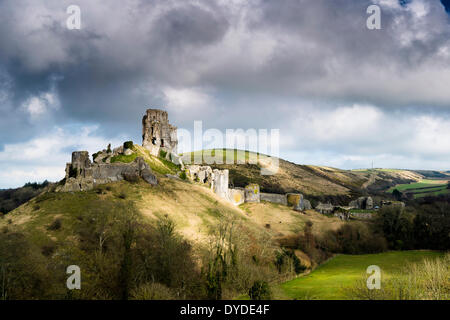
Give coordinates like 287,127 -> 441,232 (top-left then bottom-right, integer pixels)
1,0 -> 450,187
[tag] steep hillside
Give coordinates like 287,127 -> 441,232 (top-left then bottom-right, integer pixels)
0,181 -> 50,215
0,171 -> 347,299
1,148 -> 443,300
3,176 -> 344,252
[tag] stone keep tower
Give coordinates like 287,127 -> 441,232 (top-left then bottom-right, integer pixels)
142,109 -> 178,157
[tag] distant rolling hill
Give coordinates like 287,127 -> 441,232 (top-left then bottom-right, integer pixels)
182,149 -> 424,204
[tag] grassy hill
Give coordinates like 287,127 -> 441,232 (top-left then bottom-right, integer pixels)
181,149 -> 424,204
0,149 -> 352,299
1,147 -> 447,300
277,250 -> 445,300
387,179 -> 450,199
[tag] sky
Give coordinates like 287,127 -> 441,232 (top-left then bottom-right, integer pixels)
1,0 -> 450,188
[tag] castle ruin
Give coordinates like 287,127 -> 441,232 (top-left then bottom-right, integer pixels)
142,109 -> 178,157
57,151 -> 157,192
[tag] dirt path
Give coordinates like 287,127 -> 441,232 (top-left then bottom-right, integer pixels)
362,173 -> 376,189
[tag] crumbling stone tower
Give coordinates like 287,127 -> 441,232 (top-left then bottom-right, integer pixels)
142,109 -> 178,156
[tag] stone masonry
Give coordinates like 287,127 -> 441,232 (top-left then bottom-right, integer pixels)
142,109 -> 178,157
57,151 -> 157,192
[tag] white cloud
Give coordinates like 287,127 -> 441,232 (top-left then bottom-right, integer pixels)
163,87 -> 213,111
0,125 -> 126,188
21,90 -> 60,118
279,104 -> 450,170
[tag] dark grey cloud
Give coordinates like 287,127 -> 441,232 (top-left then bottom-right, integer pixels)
1,0 -> 450,187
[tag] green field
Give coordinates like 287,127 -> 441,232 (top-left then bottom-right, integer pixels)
278,251 -> 444,300
388,179 -> 449,198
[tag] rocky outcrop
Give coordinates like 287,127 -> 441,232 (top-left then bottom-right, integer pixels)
57,151 -> 157,192
142,109 -> 177,157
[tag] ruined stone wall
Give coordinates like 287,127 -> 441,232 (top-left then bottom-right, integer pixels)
211,169 -> 229,200
142,109 -> 177,157
228,188 -> 245,206
286,193 -> 304,209
349,196 -> 374,210
244,184 -> 260,203
260,192 -> 287,206
58,151 -> 157,192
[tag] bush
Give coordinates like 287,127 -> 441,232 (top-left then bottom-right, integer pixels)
47,218 -> 62,231
318,223 -> 387,254
123,141 -> 134,150
92,151 -> 101,162
159,149 -> 167,159
41,243 -> 56,256
130,282 -> 174,300
248,280 -> 271,300
123,173 -> 140,183
110,153 -> 137,164
179,171 -> 187,180
345,254 -> 450,300
274,249 -> 306,274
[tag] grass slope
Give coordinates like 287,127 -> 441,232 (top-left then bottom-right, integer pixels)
278,250 -> 444,300
2,176 -> 343,252
388,179 -> 450,198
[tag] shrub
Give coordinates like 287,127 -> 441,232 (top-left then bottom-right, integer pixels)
159,149 -> 167,159
92,152 -> 101,162
179,171 -> 187,180
47,218 -> 62,231
248,280 -> 271,300
345,254 -> 450,300
41,243 -> 56,256
95,186 -> 106,194
123,173 -> 140,183
275,249 -> 306,274
123,141 -> 134,150
107,143 -> 112,153
110,153 -> 137,164
318,223 -> 387,254
130,282 -> 175,300
118,192 -> 127,199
